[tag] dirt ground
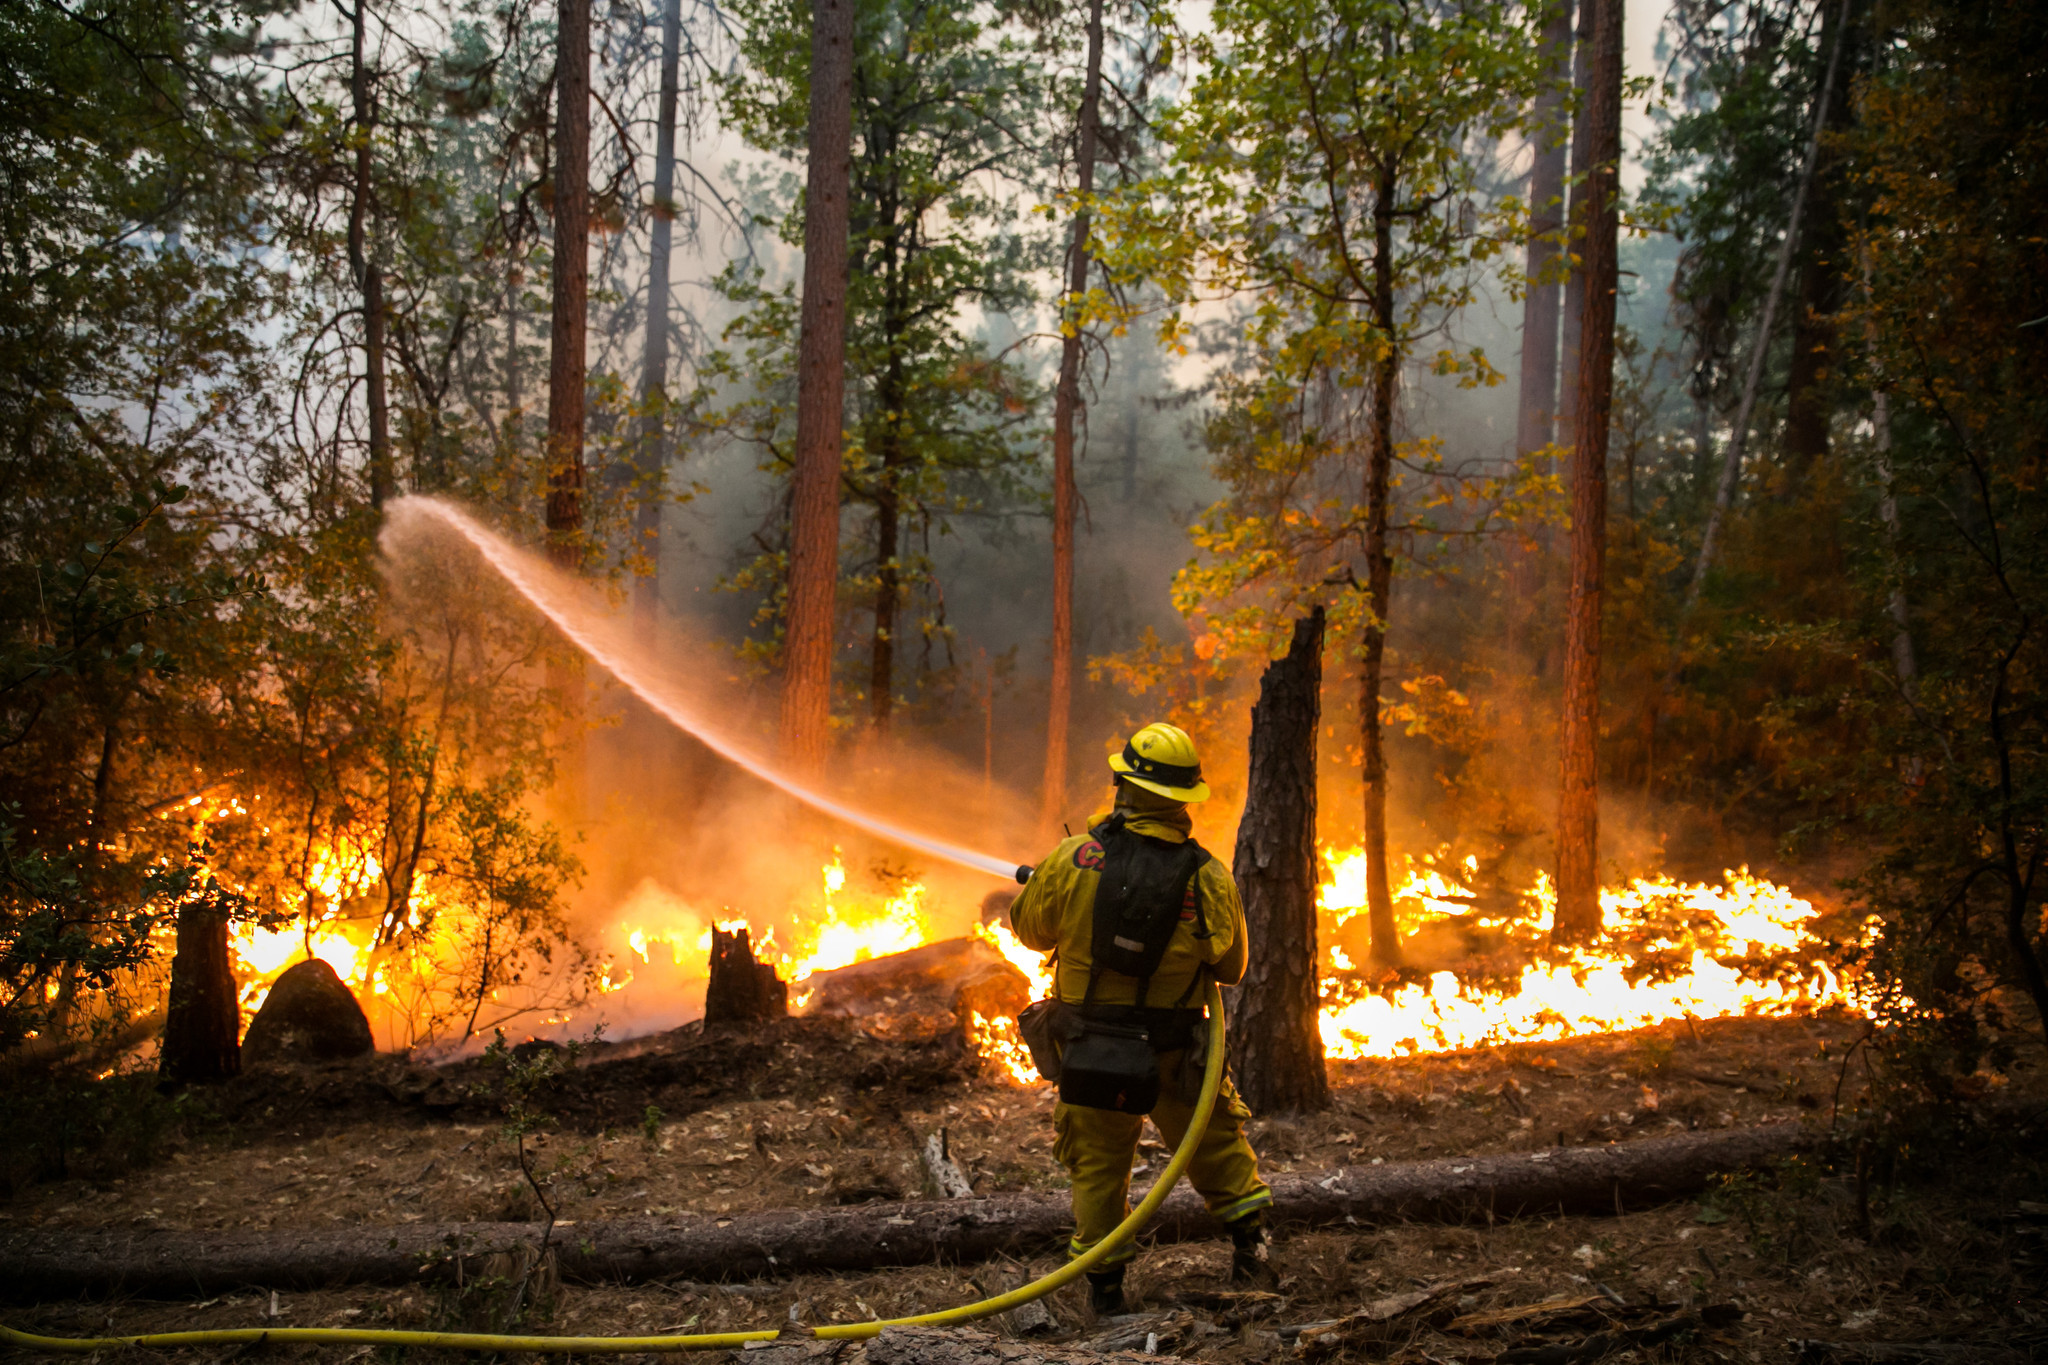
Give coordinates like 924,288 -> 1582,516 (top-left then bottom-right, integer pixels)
5,1011 -> 2045,1363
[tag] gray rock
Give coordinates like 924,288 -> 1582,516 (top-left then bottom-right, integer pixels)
241,958 -> 373,1064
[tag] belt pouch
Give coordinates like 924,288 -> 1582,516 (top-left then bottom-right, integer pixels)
1015,998 -> 1071,1083
1058,1019 -> 1161,1115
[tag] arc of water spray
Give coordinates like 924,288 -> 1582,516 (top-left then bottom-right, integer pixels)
392,497 -> 1026,883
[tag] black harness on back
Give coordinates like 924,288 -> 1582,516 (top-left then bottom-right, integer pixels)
1017,813 -> 1213,1114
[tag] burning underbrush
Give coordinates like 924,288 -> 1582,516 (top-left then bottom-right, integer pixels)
216,821 -> 1873,1089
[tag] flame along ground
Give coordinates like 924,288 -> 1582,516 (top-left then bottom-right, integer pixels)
964,851 -> 1866,1085
222,824 -> 1866,1076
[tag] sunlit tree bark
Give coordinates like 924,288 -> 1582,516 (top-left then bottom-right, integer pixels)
1552,0 -> 1621,946
781,0 -> 855,773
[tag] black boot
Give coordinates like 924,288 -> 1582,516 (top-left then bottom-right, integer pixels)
1086,1266 -> 1127,1316
1227,1213 -> 1278,1289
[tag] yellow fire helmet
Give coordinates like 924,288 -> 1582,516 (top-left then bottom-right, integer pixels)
1107,721 -> 1211,802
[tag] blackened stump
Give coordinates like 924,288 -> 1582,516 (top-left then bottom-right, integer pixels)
1228,608 -> 1330,1114
158,898 -> 241,1084
704,925 -> 788,1026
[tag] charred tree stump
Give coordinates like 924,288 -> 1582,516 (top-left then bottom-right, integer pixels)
703,925 -> 787,1026
1228,608 -> 1329,1115
158,898 -> 240,1085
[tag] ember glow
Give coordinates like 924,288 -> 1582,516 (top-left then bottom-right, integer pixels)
968,921 -> 1057,1084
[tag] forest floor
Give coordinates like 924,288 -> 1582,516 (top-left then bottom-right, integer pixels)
5,1011 -> 2045,1364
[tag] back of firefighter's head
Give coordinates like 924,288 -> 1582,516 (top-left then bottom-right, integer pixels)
1107,721 -> 1211,803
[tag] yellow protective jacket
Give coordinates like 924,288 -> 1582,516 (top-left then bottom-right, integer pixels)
1011,811 -> 1247,1009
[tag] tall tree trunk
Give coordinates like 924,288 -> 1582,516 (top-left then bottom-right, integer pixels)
1552,0 -> 1621,947
546,0 -> 591,569
1228,608 -> 1329,1116
1685,0 -> 1849,610
159,897 -> 241,1085
345,0 -> 392,509
1555,0 -> 1595,446
1516,0 -> 1572,461
633,0 -> 684,636
1041,0 -> 1106,834
1360,161 -> 1399,969
781,0 -> 856,775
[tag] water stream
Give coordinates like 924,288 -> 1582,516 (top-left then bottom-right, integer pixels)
387,496 -> 1024,882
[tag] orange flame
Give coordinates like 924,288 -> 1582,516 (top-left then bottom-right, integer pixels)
1315,852 -> 1865,1059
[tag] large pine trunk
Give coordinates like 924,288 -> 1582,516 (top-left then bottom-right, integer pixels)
1552,0 -> 1622,946
1228,609 -> 1329,1115
632,0 -> 684,635
1040,0 -> 1106,833
545,0 -> 590,566
158,900 -> 240,1085
779,0 -> 856,774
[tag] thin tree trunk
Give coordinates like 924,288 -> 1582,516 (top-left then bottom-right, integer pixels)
506,271 -> 523,419
1360,161 -> 1399,968
1871,389 -> 1917,696
345,0 -> 393,509
1041,0 -> 1106,834
1684,0 -> 1849,610
159,896 -> 241,1086
870,374 -> 906,733
1555,0 -> 1594,447
1782,0 -> 1854,489
1228,609 -> 1329,1116
633,0 -> 684,636
781,0 -> 856,775
546,0 -> 591,569
1552,0 -> 1621,947
1516,0 -> 1571,461
1507,0 -> 1572,668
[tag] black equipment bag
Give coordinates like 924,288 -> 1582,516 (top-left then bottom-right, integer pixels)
1089,816 -> 1210,980
1044,815 -> 1213,1114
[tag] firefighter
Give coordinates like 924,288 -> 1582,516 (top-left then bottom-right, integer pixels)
1011,722 -> 1274,1314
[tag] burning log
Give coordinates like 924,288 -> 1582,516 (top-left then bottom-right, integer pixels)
0,1122 -> 1813,1300
800,937 -> 1019,1019
704,925 -> 788,1026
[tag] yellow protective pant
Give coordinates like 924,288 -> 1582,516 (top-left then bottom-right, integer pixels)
1053,1049 -> 1272,1267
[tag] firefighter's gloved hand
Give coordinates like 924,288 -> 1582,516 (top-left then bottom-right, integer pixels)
1015,864 -> 1034,884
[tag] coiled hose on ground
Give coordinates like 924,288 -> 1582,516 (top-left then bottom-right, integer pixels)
1,981 -> 1228,1355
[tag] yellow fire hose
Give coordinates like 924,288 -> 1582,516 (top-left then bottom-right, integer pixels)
2,982 -> 1227,1356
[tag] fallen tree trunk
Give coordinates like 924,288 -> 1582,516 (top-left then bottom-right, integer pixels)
0,1122 -> 1812,1301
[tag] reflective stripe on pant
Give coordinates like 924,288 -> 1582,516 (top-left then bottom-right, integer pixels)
1053,1049 -> 1272,1266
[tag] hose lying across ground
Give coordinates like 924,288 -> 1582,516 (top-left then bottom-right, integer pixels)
0,985 -> 1228,1356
